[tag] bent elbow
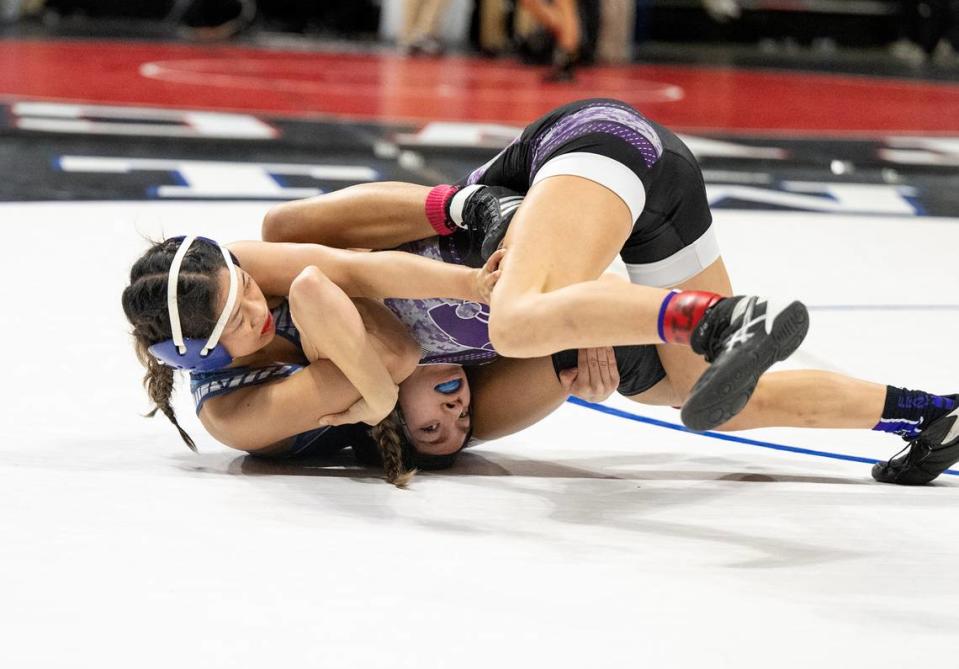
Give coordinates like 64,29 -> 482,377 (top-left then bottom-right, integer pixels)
289,265 -> 327,298
386,335 -> 420,382
261,204 -> 292,242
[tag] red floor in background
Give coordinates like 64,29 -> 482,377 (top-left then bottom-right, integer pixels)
1,39 -> 958,134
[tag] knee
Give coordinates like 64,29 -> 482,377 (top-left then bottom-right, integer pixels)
488,299 -> 544,358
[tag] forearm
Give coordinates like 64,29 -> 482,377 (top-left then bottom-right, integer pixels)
290,269 -> 400,415
324,336 -> 399,416
229,241 -> 482,304
343,250 -> 480,302
353,298 -> 420,383
262,182 -> 436,249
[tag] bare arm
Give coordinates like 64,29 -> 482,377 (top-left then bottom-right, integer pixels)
198,270 -> 420,452
229,240 -> 486,303
288,266 -> 401,425
261,182 -> 436,249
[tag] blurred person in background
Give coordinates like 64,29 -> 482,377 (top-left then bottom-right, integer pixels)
474,0 -> 511,55
402,0 -> 452,55
595,0 -> 634,64
518,0 -> 587,81
892,0 -> 959,63
511,1 -> 631,75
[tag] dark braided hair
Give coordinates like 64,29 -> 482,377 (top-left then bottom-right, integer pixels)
353,406 -> 473,487
370,409 -> 416,487
121,237 -> 230,451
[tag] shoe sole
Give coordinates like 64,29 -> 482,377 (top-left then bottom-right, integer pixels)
681,300 -> 810,432
872,418 -> 959,485
871,461 -> 938,485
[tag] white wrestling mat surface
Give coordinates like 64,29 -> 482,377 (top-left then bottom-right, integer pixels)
2,201 -> 958,668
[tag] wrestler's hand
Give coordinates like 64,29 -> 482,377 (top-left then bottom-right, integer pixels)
472,248 -> 505,304
559,347 -> 620,403
318,390 -> 398,428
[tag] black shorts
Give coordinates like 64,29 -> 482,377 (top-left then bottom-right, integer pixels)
459,98 -> 719,288
551,344 -> 666,397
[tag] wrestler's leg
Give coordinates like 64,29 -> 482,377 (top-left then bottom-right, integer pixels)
623,366 -> 885,430
644,257 -> 887,430
623,376 -> 683,407
468,356 -> 568,441
488,176 -> 675,357
262,182 -> 436,249
653,256 -> 732,401
718,371 -> 885,431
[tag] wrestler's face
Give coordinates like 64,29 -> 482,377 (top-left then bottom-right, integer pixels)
213,267 -> 275,359
397,364 -> 472,456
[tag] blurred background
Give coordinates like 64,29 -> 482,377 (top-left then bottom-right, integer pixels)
1,1 -> 957,69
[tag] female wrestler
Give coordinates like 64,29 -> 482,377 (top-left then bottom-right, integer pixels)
261,99 -> 959,486
122,228 -> 663,486
120,234 -> 506,467
265,100 -> 813,434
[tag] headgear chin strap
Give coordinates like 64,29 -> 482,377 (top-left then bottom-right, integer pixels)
148,235 -> 239,373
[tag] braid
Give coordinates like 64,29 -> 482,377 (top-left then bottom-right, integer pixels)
143,355 -> 197,452
122,237 -> 226,452
371,408 -> 416,488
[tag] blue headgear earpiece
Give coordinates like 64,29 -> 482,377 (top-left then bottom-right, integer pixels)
147,235 -> 239,373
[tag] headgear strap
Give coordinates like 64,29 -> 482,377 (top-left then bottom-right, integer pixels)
150,235 -> 239,371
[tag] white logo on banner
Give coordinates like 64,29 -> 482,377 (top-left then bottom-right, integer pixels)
12,102 -> 278,140
707,182 -> 919,215
880,137 -> 959,167
57,156 -> 378,199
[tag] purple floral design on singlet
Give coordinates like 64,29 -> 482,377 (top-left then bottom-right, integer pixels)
426,301 -> 495,351
385,239 -> 497,366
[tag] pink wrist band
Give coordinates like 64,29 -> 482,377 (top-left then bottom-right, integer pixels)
425,184 -> 458,236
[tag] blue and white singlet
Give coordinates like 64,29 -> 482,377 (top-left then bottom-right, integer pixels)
189,243 -> 496,453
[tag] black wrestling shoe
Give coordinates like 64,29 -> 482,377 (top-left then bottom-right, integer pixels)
872,405 -> 959,485
681,296 -> 809,432
458,185 -> 523,267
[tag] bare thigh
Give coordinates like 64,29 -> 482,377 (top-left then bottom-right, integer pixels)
496,175 -> 633,295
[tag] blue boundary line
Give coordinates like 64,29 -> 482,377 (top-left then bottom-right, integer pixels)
566,397 -> 959,477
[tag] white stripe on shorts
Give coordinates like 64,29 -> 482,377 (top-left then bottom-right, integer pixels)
532,152 -> 646,222
624,226 -> 721,288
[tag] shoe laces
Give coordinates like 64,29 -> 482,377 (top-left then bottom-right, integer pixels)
885,436 -> 934,475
